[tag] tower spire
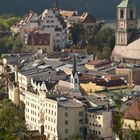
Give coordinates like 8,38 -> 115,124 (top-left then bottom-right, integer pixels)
72,55 -> 77,76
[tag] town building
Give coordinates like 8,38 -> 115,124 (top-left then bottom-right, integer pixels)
85,60 -> 111,71
112,0 -> 140,64
86,107 -> 113,140
24,90 -> 85,140
123,99 -> 140,130
39,8 -> 67,49
80,76 -> 128,94
25,32 -> 54,53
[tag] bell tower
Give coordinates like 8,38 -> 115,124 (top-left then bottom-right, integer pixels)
116,0 -> 137,46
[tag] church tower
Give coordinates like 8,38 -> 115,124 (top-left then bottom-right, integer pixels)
70,56 -> 79,91
116,0 -> 137,46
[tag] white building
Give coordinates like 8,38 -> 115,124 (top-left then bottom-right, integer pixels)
24,90 -> 85,140
40,9 -> 67,49
86,107 -> 113,140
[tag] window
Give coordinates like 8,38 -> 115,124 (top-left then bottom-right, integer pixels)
65,112 -> 68,117
98,131 -> 101,135
65,120 -> 68,125
54,119 -> 56,123
130,10 -> 133,19
79,112 -> 83,116
56,33 -> 60,36
98,116 -> 100,119
79,119 -> 83,124
41,125 -> 44,134
65,129 -> 68,134
75,79 -> 77,83
80,127 -> 83,133
56,39 -> 60,43
120,10 -> 124,18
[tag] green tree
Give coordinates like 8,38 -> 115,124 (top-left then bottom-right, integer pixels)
70,22 -> 85,45
101,46 -> 112,59
0,98 -> 27,135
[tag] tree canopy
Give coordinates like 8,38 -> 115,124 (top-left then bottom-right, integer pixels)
0,98 -> 26,140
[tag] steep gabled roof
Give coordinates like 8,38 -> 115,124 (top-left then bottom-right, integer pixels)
117,0 -> 134,8
124,99 -> 140,121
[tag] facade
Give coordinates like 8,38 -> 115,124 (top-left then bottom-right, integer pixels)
86,107 -> 113,140
26,32 -> 54,53
40,9 -> 67,49
24,90 -> 85,140
85,60 -> 111,71
80,77 -> 128,94
116,67 -> 140,85
112,0 -> 140,63
80,82 -> 105,94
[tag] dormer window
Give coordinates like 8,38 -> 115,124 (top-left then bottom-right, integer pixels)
120,10 -> 124,19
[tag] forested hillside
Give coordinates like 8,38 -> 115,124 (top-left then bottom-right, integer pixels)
0,0 -> 139,19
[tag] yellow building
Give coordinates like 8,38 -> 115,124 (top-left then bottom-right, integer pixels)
80,78 -> 128,95
80,82 -> 105,94
85,60 -> 110,71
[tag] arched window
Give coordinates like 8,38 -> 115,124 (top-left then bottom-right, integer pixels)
75,78 -> 77,84
41,125 -> 44,134
130,10 -> 133,19
120,10 -> 124,19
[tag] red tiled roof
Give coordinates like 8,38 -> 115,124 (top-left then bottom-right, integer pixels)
86,60 -> 111,68
63,48 -> 87,54
124,99 -> 140,121
80,78 -> 127,87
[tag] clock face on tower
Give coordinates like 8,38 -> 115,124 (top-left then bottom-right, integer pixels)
119,21 -> 125,28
